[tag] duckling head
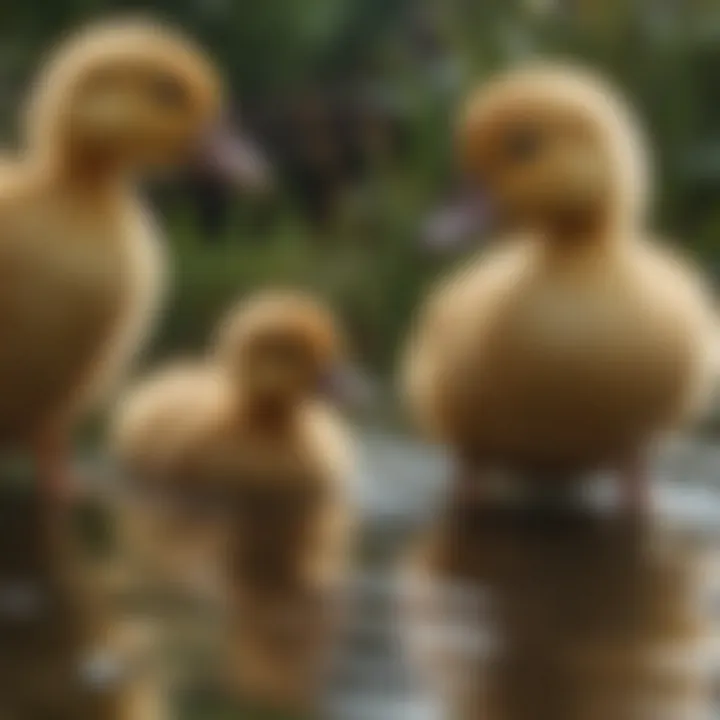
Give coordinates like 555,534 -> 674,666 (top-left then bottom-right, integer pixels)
424,63 -> 651,250
214,290 -> 366,410
25,17 -> 268,186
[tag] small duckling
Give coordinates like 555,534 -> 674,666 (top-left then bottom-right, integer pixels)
0,17 -> 261,500
110,290 -> 357,711
403,63 -> 718,512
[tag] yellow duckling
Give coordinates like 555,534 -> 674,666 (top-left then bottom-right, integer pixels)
0,17 -> 262,498
402,63 -> 718,511
110,290 -> 357,711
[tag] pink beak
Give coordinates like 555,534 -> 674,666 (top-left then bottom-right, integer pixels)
197,122 -> 273,193
318,365 -> 376,410
421,188 -> 493,253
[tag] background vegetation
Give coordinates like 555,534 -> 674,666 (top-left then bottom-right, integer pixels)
2,0 -> 719,417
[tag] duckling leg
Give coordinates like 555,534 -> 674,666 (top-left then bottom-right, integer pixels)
452,455 -> 487,506
33,428 -> 73,501
617,454 -> 652,516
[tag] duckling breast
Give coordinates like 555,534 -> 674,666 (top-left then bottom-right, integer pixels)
0,189 -> 163,442
417,239 -> 715,465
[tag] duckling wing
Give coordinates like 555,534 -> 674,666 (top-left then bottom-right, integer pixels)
646,239 -> 720,424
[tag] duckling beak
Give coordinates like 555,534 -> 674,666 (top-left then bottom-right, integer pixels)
318,365 -> 376,410
196,122 -> 273,193
420,188 -> 492,253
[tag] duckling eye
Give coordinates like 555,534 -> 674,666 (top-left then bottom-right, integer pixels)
273,344 -> 303,365
151,74 -> 189,110
503,126 -> 542,163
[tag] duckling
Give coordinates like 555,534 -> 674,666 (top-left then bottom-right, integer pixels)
109,290 -> 357,711
402,63 -> 718,511
0,17 -> 262,500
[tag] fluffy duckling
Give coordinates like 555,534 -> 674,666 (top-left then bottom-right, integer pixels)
110,290 -> 356,710
0,17 -> 262,499
403,63 -> 718,511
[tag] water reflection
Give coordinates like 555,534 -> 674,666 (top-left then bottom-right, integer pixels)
0,483 -> 134,719
4,463 -> 720,720
404,499 -> 720,720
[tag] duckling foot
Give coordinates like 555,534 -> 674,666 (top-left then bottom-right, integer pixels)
618,455 -> 652,517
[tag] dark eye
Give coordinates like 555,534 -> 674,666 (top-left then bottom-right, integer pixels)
151,74 -> 189,109
269,338 -> 304,363
504,126 -> 542,163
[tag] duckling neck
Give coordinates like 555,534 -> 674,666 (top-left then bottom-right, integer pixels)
540,211 -> 631,259
28,144 -> 130,199
239,392 -> 301,435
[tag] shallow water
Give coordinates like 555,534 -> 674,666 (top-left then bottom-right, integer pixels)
3,433 -> 720,719
328,433 -> 720,720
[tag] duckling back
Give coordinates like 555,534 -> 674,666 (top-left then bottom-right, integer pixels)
110,361 -> 225,478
